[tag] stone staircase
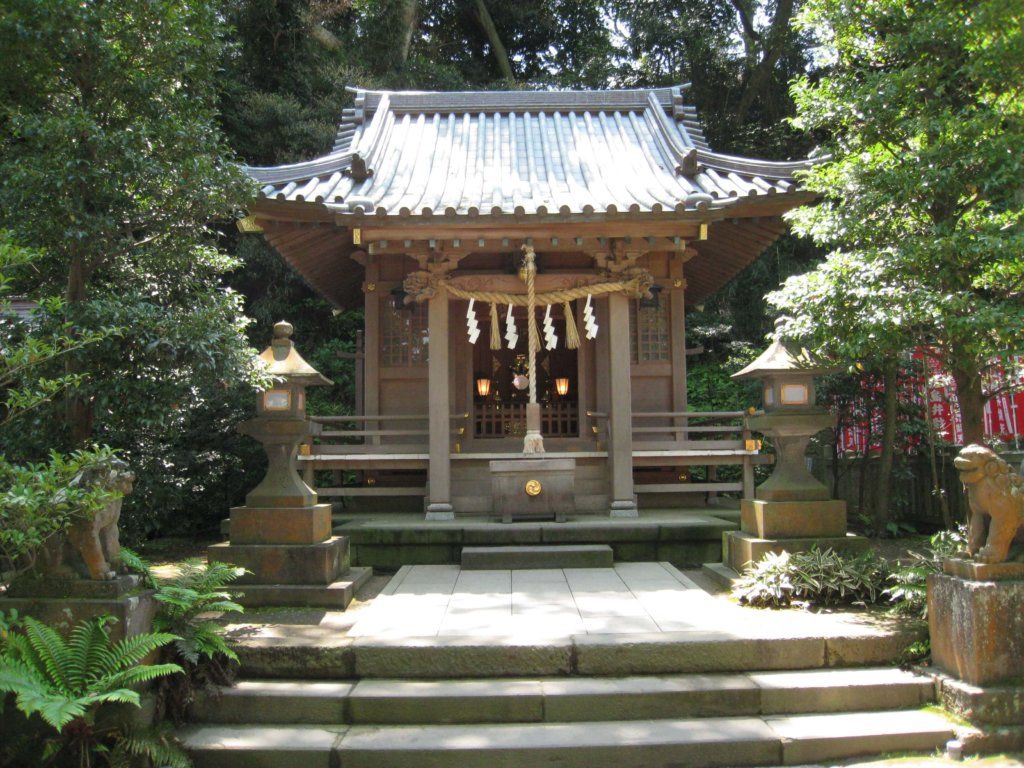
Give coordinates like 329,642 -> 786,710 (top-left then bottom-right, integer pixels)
180,637 -> 956,767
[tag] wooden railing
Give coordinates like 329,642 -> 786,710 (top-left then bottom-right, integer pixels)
308,413 -> 467,452
299,408 -> 766,501
588,409 -> 765,498
474,402 -> 578,438
300,413 -> 468,499
631,410 -> 755,449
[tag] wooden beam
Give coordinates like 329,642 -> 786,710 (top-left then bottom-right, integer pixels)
365,235 -> 691,257
350,219 -> 702,242
447,273 -> 622,295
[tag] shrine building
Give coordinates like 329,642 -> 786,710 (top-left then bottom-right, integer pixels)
242,85 -> 813,520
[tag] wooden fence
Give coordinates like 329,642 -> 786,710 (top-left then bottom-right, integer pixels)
814,450 -> 969,531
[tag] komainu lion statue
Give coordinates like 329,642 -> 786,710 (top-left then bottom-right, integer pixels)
953,444 -> 1024,564
39,457 -> 135,580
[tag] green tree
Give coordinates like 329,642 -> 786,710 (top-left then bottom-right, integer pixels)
0,0 -> 266,536
769,0 -> 1024,450
0,234 -> 112,427
610,0 -> 814,158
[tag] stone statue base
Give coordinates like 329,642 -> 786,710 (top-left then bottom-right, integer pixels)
928,567 -> 1024,686
1,574 -> 155,641
942,558 -> 1024,582
928,565 -> 1024,754
937,675 -> 1024,754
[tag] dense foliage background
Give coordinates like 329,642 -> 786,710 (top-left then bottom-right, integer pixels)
2,0 -> 1019,542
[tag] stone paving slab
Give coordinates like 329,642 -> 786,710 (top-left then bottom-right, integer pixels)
222,561 -> 926,680
344,562 -> 927,652
749,668 -> 936,715
766,710 -> 955,765
180,724 -> 347,768
335,716 -> 781,768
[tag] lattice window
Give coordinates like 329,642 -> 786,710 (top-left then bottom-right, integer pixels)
630,300 -> 670,363
381,301 -> 429,366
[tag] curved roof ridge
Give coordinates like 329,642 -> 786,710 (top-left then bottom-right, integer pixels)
246,149 -> 355,187
351,84 -> 692,116
695,149 -> 814,180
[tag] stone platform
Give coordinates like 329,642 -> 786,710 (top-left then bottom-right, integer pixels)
334,508 -> 739,570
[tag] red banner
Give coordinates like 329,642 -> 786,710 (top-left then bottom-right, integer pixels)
835,354 -> 1023,453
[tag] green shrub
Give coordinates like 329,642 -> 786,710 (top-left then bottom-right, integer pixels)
733,551 -> 795,608
734,547 -> 889,608
885,526 -> 967,619
0,446 -> 121,581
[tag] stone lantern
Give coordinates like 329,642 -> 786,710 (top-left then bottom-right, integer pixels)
732,322 -> 835,503
720,319 -> 864,574
242,320 -> 331,509
208,321 -> 369,608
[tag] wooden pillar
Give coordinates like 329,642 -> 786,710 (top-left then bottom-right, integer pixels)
670,270 -> 688,443
426,290 -> 453,520
607,292 -> 637,517
363,262 -> 380,446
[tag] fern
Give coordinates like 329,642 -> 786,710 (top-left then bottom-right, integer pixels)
153,559 -> 245,665
150,558 -> 247,724
0,615 -> 182,731
118,546 -> 158,589
885,526 -> 968,618
112,723 -> 192,768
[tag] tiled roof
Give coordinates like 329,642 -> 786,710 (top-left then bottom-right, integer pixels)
247,85 -> 810,218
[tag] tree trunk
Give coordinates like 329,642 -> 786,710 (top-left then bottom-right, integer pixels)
731,0 -> 795,123
857,421 -> 872,524
921,380 -> 953,528
395,0 -> 418,67
473,0 -> 514,81
65,252 -> 93,448
872,359 -> 899,534
951,364 -> 986,445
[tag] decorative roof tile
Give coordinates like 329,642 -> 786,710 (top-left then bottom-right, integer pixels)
247,85 -> 810,219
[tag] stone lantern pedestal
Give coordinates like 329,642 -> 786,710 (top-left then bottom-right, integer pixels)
208,321 -> 369,609
720,322 -> 866,575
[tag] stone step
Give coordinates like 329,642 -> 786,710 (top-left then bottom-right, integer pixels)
232,566 -> 374,609
461,544 -> 614,569
180,724 -> 344,768
180,709 -> 956,768
191,668 -> 935,726
232,625 -> 921,680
